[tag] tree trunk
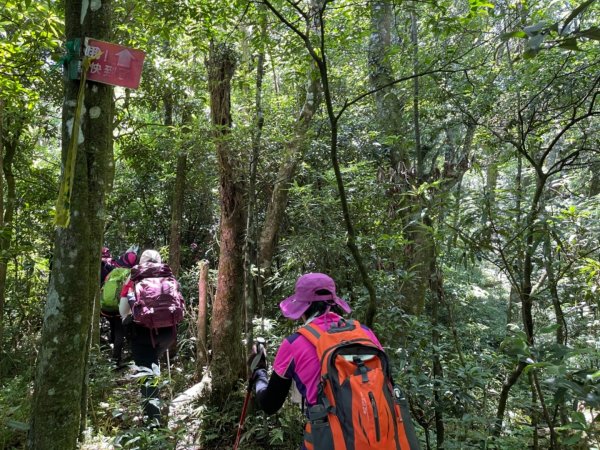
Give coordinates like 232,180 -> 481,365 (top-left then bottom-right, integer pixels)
0,135 -> 16,359
368,2 -> 434,317
507,285 -> 519,325
411,10 -> 423,179
167,93 -> 188,277
196,260 -> 209,376
169,150 -> 187,276
368,0 -> 408,171
494,361 -> 527,435
482,152 -> 499,243
206,43 -> 246,404
245,10 -> 266,353
0,98 -> 4,350
0,104 -> 20,358
589,161 -> 600,196
530,372 -> 539,450
429,244 -> 445,448
29,1 -> 113,448
258,16 -> 322,272
543,232 -> 566,345
495,163 -> 546,435
306,1 -> 379,327
263,0 -> 378,326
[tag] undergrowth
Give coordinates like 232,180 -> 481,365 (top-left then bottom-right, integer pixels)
0,374 -> 30,449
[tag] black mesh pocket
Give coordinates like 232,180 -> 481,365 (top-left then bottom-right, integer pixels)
307,404 -> 335,449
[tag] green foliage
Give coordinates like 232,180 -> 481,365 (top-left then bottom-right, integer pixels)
501,0 -> 600,57
0,1 -> 63,97
112,425 -> 184,450
195,397 -> 303,449
1,0 -> 599,448
0,375 -> 30,449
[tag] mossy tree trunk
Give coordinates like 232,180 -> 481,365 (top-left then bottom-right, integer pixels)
28,1 -> 113,448
0,98 -> 3,352
369,1 -> 428,317
264,0 -> 379,327
0,100 -> 5,351
244,10 -> 267,354
0,99 -> 17,361
257,8 -> 322,273
368,0 -> 408,172
206,42 -> 246,404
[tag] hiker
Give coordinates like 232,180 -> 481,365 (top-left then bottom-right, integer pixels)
247,272 -> 420,449
100,248 -> 138,368
100,246 -> 114,286
119,249 -> 184,425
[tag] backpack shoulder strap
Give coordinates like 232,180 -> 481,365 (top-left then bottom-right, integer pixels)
297,323 -> 321,347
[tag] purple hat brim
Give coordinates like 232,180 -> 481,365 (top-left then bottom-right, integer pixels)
279,294 -> 351,320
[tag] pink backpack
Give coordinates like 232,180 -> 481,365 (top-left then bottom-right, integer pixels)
130,263 -> 184,330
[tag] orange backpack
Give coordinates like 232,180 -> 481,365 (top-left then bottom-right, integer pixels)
298,318 -> 420,450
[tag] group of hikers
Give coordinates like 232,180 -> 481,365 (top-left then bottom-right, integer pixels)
100,246 -> 184,426
99,247 -> 420,448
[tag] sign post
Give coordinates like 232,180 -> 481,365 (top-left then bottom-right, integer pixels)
67,38 -> 145,89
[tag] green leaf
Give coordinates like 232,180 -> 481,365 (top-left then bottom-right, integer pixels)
561,431 -> 584,445
524,22 -> 547,36
6,420 -> 30,431
500,30 -> 528,41
524,361 -> 551,374
572,411 -> 587,425
523,34 -> 545,58
586,370 -> 600,381
579,26 -> 600,41
539,323 -> 560,334
559,37 -> 580,50
500,336 -> 530,357
527,34 -> 545,50
561,0 -> 596,35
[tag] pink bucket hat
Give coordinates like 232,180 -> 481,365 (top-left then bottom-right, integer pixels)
114,251 -> 138,268
279,273 -> 351,320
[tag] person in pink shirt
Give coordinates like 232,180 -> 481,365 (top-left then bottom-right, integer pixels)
249,273 -> 382,444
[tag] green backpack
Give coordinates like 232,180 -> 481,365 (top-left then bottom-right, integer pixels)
101,268 -> 131,313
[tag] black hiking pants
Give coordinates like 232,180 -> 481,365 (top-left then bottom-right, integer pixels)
105,314 -> 126,366
130,323 -> 176,424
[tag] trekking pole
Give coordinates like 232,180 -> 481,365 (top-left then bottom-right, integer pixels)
233,338 -> 265,450
166,349 -> 172,384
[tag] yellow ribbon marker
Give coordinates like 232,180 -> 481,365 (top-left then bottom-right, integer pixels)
55,50 -> 102,228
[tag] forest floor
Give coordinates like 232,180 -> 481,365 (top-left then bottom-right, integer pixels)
80,325 -> 207,450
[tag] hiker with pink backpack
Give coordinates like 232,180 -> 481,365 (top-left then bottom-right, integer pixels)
119,249 -> 185,426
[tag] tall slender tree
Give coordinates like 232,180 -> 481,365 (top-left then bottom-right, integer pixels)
28,1 -> 113,447
264,0 -> 379,326
206,42 -> 246,403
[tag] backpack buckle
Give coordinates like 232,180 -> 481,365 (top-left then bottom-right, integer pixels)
353,356 -> 369,383
329,319 -> 356,333
308,404 -> 329,422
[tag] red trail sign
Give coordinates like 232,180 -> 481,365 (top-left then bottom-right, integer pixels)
82,38 -> 145,89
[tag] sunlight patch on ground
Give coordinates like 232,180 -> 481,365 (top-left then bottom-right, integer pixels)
169,371 -> 212,449
80,428 -> 114,449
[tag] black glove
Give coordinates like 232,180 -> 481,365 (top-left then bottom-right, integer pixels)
247,338 -> 267,379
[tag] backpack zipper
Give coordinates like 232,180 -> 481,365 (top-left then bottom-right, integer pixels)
369,391 -> 381,441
